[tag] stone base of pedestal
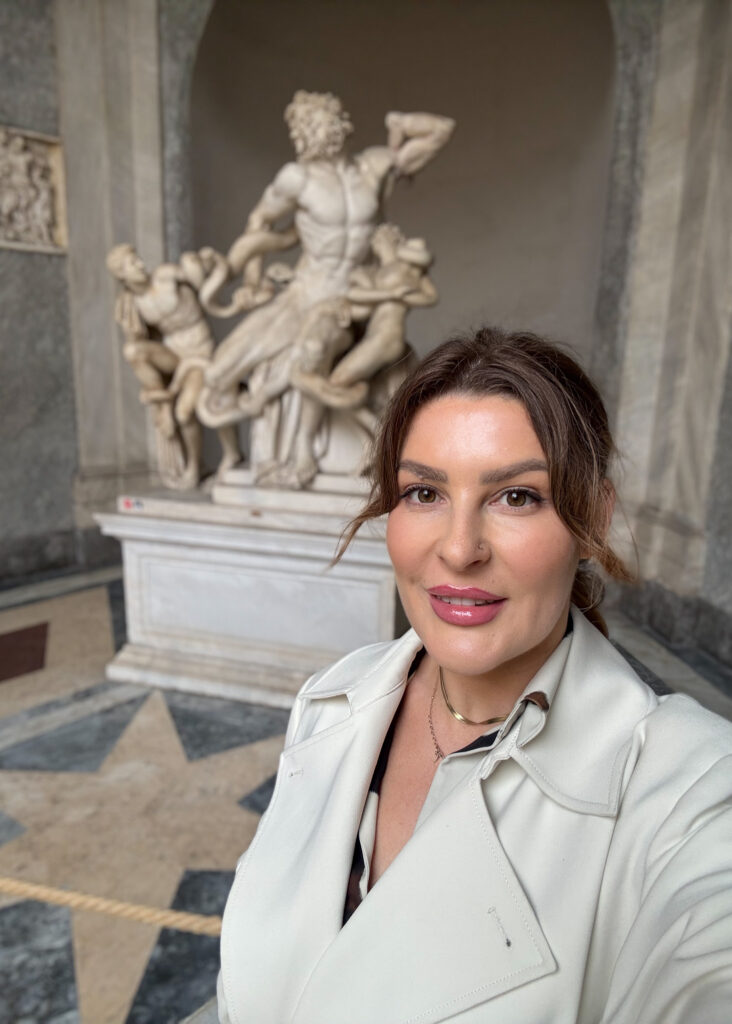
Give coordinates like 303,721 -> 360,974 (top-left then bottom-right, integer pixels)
95,486 -> 401,707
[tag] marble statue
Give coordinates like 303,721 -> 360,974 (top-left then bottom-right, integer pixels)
226,224 -> 437,485
108,90 -> 453,491
195,90 -> 454,487
106,244 -> 241,489
292,223 -> 437,416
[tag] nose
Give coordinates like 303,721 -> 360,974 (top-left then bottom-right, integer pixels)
436,506 -> 490,572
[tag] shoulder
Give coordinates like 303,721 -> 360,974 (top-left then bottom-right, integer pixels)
151,262 -> 179,282
299,629 -> 421,700
284,630 -> 422,747
525,610 -> 732,815
355,145 -> 396,181
632,691 -> 732,789
578,613 -> 732,779
270,161 -> 307,196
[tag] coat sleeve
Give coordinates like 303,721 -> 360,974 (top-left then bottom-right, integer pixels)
214,662 -> 336,1024
602,753 -> 732,1024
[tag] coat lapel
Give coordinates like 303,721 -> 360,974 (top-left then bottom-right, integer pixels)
220,646 -> 411,1024
291,771 -> 556,1024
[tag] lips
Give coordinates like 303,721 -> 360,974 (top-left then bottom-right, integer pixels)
427,586 -> 506,626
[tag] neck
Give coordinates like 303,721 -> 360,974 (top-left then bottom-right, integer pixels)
434,610 -> 570,722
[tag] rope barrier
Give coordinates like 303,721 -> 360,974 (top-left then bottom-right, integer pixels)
0,875 -> 222,936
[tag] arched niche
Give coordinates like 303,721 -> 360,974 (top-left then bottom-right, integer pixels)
188,0 -> 616,364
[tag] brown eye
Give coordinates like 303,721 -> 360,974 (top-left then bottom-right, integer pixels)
506,489 -> 528,507
416,487 -> 436,504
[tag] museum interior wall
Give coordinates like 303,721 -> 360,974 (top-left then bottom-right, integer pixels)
1,0 -> 731,668
0,0 -> 77,576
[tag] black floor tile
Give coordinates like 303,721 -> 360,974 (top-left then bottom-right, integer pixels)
0,695 -> 148,772
125,870 -> 234,1024
0,808 -> 25,847
164,691 -> 289,761
1,681 -> 120,728
0,900 -> 78,1024
239,773 -> 277,815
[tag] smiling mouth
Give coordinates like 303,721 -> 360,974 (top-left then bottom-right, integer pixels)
432,595 -> 502,607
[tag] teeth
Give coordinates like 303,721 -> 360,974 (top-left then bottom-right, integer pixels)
436,596 -> 493,606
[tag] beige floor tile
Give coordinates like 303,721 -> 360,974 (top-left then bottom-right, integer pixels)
0,651 -> 112,718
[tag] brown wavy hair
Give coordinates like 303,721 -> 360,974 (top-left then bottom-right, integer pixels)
338,326 -> 634,635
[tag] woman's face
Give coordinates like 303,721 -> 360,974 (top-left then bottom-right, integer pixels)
386,394 -> 580,690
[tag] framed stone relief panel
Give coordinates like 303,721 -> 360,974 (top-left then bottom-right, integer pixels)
0,125 -> 67,253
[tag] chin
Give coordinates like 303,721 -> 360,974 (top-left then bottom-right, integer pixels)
415,603 -> 569,683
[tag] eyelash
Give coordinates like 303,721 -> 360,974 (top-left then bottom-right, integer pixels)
399,484 -> 544,509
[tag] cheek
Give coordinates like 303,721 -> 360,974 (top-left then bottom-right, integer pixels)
386,507 -> 428,578
494,514 -> 574,574
513,525 -> 579,593
385,509 -> 409,575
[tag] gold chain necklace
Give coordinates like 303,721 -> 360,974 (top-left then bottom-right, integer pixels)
439,667 -> 509,727
428,679 -> 445,762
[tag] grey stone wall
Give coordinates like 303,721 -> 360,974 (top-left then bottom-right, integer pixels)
590,0 -> 662,424
0,251 -> 77,573
0,0 -> 58,135
702,340 -> 732,621
159,0 -> 215,260
0,0 -> 80,578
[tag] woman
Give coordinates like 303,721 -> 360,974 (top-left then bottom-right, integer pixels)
216,327 -> 732,1024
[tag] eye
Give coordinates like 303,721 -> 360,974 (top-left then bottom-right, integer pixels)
402,485 -> 439,505
506,489 -> 528,507
498,487 -> 541,509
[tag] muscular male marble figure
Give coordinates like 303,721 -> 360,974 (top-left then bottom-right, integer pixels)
196,91 -> 454,430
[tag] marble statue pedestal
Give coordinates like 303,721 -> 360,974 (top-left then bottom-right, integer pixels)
95,483 -> 402,708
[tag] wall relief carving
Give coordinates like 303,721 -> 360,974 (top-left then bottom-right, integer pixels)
0,126 -> 67,253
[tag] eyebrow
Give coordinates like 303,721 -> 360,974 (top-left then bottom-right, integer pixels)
397,458 -> 548,485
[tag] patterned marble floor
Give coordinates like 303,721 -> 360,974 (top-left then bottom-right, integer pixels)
0,570 -> 730,1024
0,572 -> 288,1024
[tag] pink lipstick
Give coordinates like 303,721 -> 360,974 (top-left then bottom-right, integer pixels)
427,585 -> 506,626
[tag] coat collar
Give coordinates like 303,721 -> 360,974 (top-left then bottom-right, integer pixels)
299,607 -> 658,818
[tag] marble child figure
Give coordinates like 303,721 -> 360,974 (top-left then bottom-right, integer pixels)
214,327 -> 732,1024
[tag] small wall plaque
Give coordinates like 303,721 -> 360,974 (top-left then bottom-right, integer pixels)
0,125 -> 67,253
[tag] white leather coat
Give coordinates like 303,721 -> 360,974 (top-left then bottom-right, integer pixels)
218,608 -> 732,1023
